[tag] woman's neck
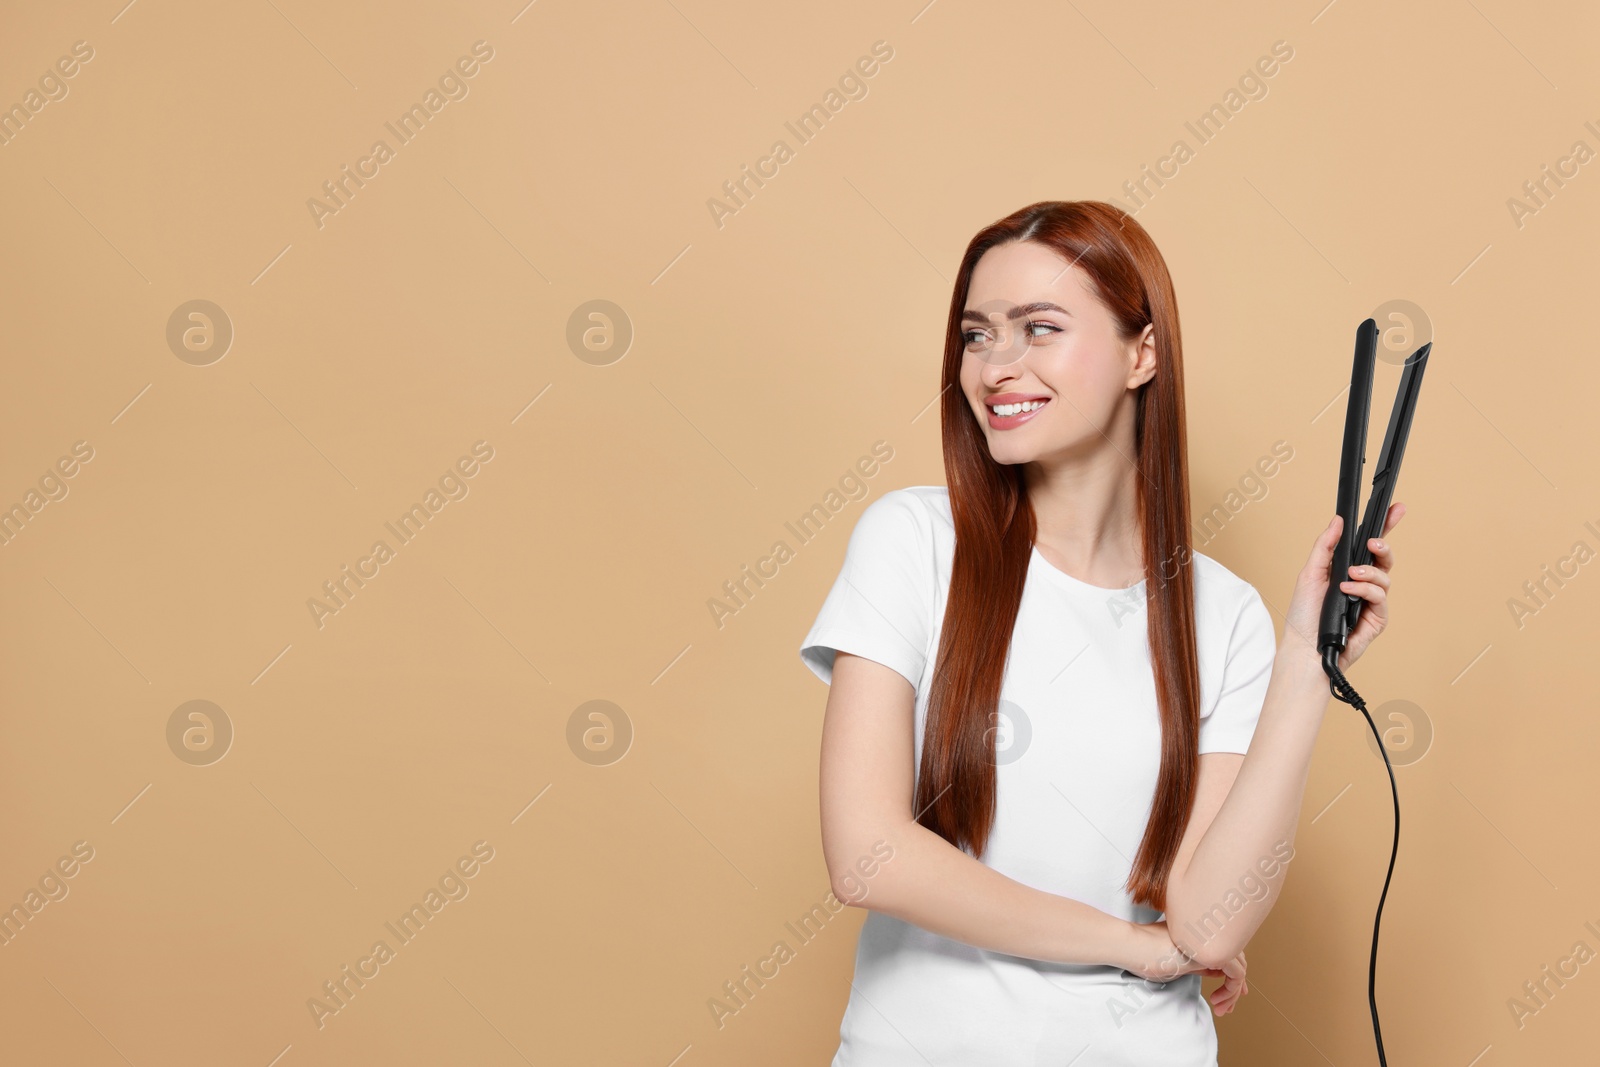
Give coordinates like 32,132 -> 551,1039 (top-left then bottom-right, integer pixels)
1024,452 -> 1144,589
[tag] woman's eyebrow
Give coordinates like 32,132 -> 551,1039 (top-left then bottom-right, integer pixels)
960,301 -> 1072,324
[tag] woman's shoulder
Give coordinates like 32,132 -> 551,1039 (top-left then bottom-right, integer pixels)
847,485 -> 952,560
860,484 -> 950,524
887,484 -> 951,517
1188,548 -> 1248,588
1187,549 -> 1270,625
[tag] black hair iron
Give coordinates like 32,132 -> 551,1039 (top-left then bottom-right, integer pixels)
1317,317 -> 1431,1066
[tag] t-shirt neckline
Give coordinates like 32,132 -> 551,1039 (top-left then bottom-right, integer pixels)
1029,544 -> 1148,595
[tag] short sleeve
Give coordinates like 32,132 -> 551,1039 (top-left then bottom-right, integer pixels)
1198,584 -> 1278,755
798,489 -> 935,689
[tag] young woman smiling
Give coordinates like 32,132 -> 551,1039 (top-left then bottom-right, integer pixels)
800,201 -> 1401,1065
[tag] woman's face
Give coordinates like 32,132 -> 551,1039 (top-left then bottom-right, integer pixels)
958,240 -> 1155,467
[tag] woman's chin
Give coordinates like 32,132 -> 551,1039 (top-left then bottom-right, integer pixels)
985,445 -> 1037,466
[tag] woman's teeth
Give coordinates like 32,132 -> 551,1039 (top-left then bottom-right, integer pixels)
993,399 -> 1047,416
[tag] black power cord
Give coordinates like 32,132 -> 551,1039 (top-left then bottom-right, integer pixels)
1321,646 -> 1397,1067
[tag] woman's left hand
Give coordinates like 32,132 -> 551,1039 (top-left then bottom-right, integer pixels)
1283,503 -> 1404,673
1202,950 -> 1248,1016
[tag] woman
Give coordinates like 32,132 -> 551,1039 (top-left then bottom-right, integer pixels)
799,201 -> 1400,1065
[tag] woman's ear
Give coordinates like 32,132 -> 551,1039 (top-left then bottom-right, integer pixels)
1127,323 -> 1158,388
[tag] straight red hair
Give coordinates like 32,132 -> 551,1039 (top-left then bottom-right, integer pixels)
914,200 -> 1200,912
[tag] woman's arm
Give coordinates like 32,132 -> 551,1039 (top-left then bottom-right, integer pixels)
1163,509 -> 1401,968
820,650 -> 1161,972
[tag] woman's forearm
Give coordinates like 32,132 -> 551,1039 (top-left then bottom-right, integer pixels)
831,818 -> 1153,972
1163,645 -> 1332,967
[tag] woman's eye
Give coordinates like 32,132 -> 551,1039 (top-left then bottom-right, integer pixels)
963,322 -> 1059,350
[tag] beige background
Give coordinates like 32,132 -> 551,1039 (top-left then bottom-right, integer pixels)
0,0 -> 1595,1063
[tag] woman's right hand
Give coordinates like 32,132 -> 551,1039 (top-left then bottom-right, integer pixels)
1124,921 -> 1249,1016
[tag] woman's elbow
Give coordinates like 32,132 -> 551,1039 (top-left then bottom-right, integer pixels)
1165,897 -> 1243,970
1173,905 -> 1274,970
1188,934 -> 1245,972
826,836 -> 901,909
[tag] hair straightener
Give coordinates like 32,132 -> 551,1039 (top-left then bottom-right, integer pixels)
1317,317 -> 1431,1066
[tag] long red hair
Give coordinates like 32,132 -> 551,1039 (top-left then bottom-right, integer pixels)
915,200 -> 1199,912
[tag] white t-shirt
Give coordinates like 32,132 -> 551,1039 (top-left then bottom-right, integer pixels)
799,485 -> 1278,1067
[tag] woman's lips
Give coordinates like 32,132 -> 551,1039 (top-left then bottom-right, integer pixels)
986,398 -> 1051,430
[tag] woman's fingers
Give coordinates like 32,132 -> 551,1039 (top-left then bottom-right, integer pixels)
1206,951 -> 1249,1015
1320,503 -> 1404,583
1199,951 -> 1250,1015
1222,953 -> 1248,1017
1306,514 -> 1343,576
1364,503 -> 1402,575
1339,578 -> 1388,605
1209,975 -> 1244,1014
1334,505 -> 1404,671
1365,535 -> 1394,575
1346,557 -> 1391,591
